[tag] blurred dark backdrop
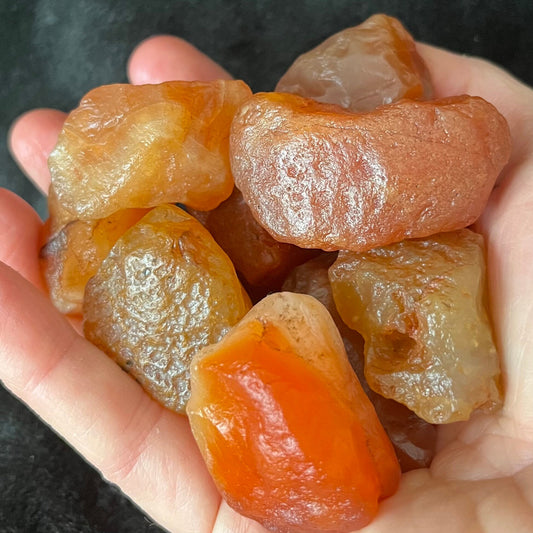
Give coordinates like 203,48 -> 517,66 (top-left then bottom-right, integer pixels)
1,1 -> 532,531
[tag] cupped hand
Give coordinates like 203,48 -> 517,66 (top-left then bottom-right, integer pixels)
2,36 -> 533,533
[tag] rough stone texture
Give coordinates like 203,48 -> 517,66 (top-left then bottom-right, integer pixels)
188,292 -> 400,533
49,80 -> 251,222
277,14 -> 432,111
329,230 -> 503,424
84,205 -> 251,414
231,92 -> 511,252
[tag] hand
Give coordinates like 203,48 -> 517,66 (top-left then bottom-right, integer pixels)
2,36 -> 533,532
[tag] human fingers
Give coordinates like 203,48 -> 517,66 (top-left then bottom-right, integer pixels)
8,109 -> 66,195
0,188 -> 44,289
0,261 -> 221,532
128,35 -> 232,84
417,42 -> 533,168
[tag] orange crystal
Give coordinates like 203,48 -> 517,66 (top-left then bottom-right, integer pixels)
49,80 -> 252,221
83,205 -> 251,413
276,14 -> 433,111
230,92 -> 511,252
187,292 -> 400,532
329,230 -> 503,424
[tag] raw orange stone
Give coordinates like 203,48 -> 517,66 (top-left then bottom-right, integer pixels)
83,205 -> 251,413
329,230 -> 503,424
49,80 -> 252,221
282,254 -> 436,471
187,292 -> 400,533
189,188 -> 317,291
276,14 -> 433,111
40,208 -> 149,315
230,92 -> 511,252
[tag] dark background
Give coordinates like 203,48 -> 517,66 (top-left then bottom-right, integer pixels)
1,1 -> 532,531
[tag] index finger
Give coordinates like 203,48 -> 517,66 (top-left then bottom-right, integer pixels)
127,35 -> 233,84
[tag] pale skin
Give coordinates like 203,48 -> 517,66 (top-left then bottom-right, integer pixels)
2,36 -> 533,532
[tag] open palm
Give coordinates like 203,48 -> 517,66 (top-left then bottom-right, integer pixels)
1,37 -> 532,532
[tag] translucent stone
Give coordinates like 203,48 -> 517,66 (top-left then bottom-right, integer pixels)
49,80 -> 252,221
187,292 -> 400,533
83,205 -> 251,413
277,14 -> 433,111
329,230 -> 503,424
230,92 -> 511,252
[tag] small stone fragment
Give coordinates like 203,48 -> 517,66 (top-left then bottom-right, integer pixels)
189,188 -> 317,291
276,14 -> 432,111
230,92 -> 511,252
329,229 -> 503,424
187,292 -> 400,533
282,254 -> 436,471
49,80 -> 252,221
83,205 -> 251,413
40,208 -> 149,315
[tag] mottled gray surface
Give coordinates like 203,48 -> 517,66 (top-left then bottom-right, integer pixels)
1,0 -> 532,531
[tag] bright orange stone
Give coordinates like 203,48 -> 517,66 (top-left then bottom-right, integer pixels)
230,92 -> 511,252
276,14 -> 433,111
49,80 -> 252,221
187,292 -> 400,532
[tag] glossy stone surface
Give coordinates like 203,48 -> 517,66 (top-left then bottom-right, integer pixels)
187,292 -> 400,533
49,80 -> 252,221
40,208 -> 149,315
83,205 -> 251,413
329,230 -> 503,424
276,14 -> 433,111
189,188 -> 316,291
282,254 -> 436,471
230,92 -> 511,252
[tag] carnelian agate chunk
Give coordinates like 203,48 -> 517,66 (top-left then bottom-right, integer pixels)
329,230 -> 503,424
187,292 -> 400,533
189,188 -> 317,291
282,254 -> 436,471
40,208 -> 149,315
49,80 -> 252,221
230,92 -> 511,252
276,14 -> 433,111
83,205 -> 251,413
